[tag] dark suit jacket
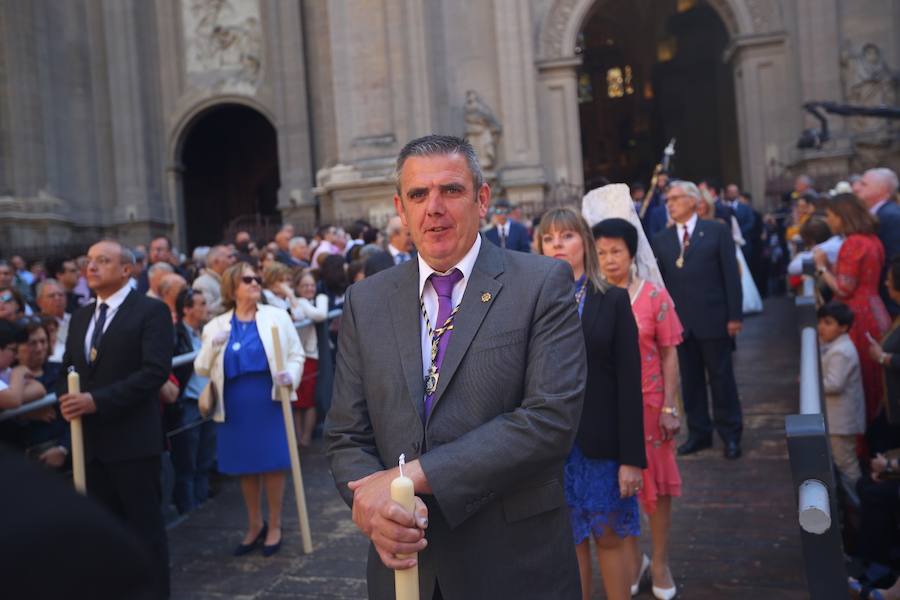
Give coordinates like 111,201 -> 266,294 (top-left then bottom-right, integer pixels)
484,220 -> 532,253
60,289 -> 174,463
883,322 -> 900,424
877,201 -> 900,316
578,284 -> 645,468
652,219 -> 742,339
325,237 -> 584,599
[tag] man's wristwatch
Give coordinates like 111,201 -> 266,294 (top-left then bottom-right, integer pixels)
661,406 -> 679,418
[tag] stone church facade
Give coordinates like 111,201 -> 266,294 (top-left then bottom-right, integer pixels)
1,0 -> 897,253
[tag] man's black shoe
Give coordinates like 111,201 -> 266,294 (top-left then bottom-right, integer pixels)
724,441 -> 742,460
677,436 -> 712,456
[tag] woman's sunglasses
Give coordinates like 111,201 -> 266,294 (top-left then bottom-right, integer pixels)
241,276 -> 263,286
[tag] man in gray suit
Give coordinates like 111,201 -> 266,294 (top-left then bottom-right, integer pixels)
325,135 -> 586,599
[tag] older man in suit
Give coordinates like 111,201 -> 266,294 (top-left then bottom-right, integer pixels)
651,181 -> 744,460
858,168 -> 900,317
58,240 -> 174,598
326,135 -> 585,599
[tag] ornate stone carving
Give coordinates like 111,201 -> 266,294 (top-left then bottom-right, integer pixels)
182,0 -> 262,93
841,42 -> 899,143
539,0 -> 580,60
464,90 -> 502,171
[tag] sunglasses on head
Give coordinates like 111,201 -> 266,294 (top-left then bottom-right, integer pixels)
241,276 -> 262,286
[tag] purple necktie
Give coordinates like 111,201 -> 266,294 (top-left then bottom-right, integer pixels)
424,269 -> 463,420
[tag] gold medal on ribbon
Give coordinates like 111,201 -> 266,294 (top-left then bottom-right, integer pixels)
675,257 -> 684,269
90,347 -> 98,362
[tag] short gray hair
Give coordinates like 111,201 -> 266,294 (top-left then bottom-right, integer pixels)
385,216 -> 404,237
289,236 -> 307,250
394,134 -> 484,195
36,278 -> 63,300
668,180 -> 701,202
866,167 -> 899,195
192,246 -> 210,266
147,262 -> 174,277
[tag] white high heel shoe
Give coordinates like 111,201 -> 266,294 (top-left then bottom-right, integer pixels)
650,563 -> 677,600
630,553 -> 650,596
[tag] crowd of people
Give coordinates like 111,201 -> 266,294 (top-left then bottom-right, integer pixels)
0,130 -> 899,598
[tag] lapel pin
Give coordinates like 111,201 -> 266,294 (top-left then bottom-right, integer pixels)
481,292 -> 492,303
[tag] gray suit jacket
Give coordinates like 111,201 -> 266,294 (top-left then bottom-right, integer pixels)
325,237 -> 585,599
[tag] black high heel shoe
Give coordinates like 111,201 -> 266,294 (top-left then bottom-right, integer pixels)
262,528 -> 282,557
233,521 -> 268,556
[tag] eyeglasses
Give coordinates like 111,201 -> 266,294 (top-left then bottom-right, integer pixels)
241,276 -> 263,286
0,292 -> 13,303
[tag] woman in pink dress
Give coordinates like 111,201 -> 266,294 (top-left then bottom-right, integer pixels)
815,194 -> 891,423
593,217 -> 683,600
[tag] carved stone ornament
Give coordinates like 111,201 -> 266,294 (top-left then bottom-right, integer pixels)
182,0 -> 263,93
841,42 -> 899,141
464,90 -> 502,171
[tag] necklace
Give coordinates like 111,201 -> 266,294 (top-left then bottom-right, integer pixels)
574,277 -> 588,307
420,299 -> 461,396
231,315 -> 253,352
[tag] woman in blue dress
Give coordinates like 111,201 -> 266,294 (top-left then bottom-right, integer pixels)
195,263 -> 304,557
538,208 -> 646,600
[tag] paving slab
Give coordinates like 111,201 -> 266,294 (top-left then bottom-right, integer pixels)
169,297 -> 807,599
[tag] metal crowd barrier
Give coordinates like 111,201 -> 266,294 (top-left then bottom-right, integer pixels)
784,276 -> 847,599
0,309 -> 342,424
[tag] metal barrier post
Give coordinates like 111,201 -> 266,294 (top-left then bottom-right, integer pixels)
785,413 -> 847,598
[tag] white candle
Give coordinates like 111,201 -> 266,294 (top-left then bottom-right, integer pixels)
67,369 -> 86,494
391,454 -> 419,600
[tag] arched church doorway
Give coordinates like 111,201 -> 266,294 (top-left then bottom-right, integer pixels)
577,0 -> 741,190
179,104 -> 281,249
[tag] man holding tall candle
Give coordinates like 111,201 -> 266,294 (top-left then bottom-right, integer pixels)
326,135 -> 586,599
58,240 -> 174,599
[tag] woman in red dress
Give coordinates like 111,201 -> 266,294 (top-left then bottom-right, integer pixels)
594,217 -> 683,600
815,194 -> 891,423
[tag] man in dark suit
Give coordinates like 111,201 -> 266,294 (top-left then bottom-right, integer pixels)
858,168 -> 900,317
651,181 -> 744,459
326,135 -> 585,598
59,239 -> 174,598
484,198 -> 532,252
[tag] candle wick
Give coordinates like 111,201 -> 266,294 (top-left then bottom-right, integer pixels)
399,453 -> 405,478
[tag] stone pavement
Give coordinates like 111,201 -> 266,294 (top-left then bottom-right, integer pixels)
168,297 -> 807,599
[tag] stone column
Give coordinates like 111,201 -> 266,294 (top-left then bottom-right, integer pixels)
493,0 -> 545,205
266,0 -> 316,224
102,0 -> 162,233
728,33 -> 798,205
536,57 -> 584,192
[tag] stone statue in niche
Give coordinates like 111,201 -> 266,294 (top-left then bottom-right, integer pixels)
464,90 -> 502,171
841,42 -> 898,140
184,0 -> 262,90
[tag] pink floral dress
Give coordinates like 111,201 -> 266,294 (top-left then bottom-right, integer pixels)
631,280 -> 684,514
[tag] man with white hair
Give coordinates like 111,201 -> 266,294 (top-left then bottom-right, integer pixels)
192,245 -> 232,317
385,215 -> 413,264
145,262 -> 174,300
36,279 -> 69,362
651,180 -> 744,460
858,167 -> 900,316
289,236 -> 311,267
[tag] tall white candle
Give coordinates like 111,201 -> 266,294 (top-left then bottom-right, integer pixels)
67,368 -> 86,494
391,454 -> 419,600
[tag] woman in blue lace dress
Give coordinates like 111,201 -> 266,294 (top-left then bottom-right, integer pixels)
538,208 -> 646,600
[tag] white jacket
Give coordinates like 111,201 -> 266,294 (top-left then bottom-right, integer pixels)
820,333 -> 865,435
292,294 -> 329,359
194,304 -> 304,423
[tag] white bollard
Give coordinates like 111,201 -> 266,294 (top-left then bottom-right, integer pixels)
799,328 -> 821,415
798,479 -> 831,534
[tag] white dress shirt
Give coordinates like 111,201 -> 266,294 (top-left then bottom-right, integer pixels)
676,213 -> 699,249
83,283 -> 132,360
870,198 -> 889,216
496,221 -> 510,242
417,235 -> 482,379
